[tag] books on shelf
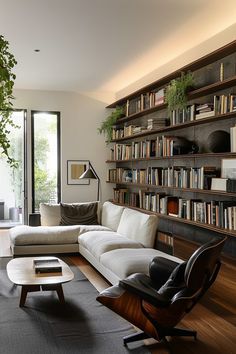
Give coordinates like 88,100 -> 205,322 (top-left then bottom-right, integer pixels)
170,105 -> 195,125
211,178 -> 228,191
153,88 -> 165,106
147,118 -> 168,130
33,258 -> 62,274
112,189 -> 236,231
195,103 -> 215,120
108,165 -> 219,189
230,125 -> 236,152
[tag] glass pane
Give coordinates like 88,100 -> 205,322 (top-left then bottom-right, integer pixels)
0,111 -> 24,226
33,112 -> 58,212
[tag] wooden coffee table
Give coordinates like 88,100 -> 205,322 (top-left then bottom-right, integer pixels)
7,257 -> 74,307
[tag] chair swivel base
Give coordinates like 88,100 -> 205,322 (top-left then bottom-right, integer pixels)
123,331 -> 150,346
123,327 -> 197,346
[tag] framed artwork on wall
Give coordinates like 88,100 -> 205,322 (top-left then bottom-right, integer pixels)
221,158 -> 236,179
67,160 -> 90,185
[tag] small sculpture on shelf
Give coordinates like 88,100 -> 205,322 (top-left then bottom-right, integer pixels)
172,136 -> 199,155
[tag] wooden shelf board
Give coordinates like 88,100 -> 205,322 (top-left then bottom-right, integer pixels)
106,152 -> 236,163
106,181 -> 236,197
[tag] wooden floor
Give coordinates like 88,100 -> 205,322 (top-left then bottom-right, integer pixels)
1,231 -> 236,354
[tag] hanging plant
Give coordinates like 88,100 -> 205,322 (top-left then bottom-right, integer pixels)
98,106 -> 124,144
166,71 -> 194,113
0,34 -> 18,167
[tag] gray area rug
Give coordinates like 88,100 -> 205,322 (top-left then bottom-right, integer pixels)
0,258 -> 150,354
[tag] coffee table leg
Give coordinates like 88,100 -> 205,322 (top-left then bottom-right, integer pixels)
20,285 -> 40,307
20,286 -> 28,307
56,284 -> 65,304
41,284 -> 65,304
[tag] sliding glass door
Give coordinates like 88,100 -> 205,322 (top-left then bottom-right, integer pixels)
0,110 -> 27,227
31,111 -> 61,212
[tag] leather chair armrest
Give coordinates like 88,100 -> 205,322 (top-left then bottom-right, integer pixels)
149,257 -> 180,289
120,273 -> 170,308
28,213 -> 41,226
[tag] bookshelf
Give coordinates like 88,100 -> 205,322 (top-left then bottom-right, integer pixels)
105,40 -> 236,259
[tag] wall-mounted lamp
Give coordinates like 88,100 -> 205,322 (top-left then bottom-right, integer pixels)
79,162 -> 100,201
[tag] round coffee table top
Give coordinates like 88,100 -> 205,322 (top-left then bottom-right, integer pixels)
7,256 -> 74,286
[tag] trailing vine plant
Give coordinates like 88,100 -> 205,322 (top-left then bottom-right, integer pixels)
0,34 -> 18,167
166,71 -> 194,113
98,106 -> 124,144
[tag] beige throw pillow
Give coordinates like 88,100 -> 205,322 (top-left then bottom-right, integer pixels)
39,203 -> 61,226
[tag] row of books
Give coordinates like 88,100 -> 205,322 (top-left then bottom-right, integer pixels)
113,189 -> 236,231
170,105 -> 195,125
125,90 -> 236,121
158,93 -> 236,127
112,118 -> 168,140
126,88 -> 165,116
194,94 -> 236,120
108,166 -> 219,190
110,136 -> 179,160
113,188 -> 139,208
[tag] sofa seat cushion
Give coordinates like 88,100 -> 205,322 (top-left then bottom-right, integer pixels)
117,208 -> 158,248
77,225 -> 111,235
100,248 -> 183,280
10,225 -> 81,245
79,231 -> 143,259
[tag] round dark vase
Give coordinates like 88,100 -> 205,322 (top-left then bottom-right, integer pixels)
207,130 -> 230,153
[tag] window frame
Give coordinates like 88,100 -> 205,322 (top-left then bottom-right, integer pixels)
31,110 -> 61,213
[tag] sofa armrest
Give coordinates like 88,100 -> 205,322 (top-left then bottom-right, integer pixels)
29,213 -> 41,226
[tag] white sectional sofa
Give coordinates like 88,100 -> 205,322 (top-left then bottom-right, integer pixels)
10,201 -> 182,285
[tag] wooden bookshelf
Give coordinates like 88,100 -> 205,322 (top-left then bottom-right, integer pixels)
105,40 -> 236,259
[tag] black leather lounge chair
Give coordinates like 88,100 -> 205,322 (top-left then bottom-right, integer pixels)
96,237 -> 226,346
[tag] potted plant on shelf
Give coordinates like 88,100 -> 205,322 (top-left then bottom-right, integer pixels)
98,106 -> 124,144
0,34 -> 18,167
165,71 -> 195,113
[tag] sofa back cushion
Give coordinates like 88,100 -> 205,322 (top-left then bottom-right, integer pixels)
101,201 -> 125,231
60,202 -> 99,225
40,203 -> 61,226
117,208 -> 158,248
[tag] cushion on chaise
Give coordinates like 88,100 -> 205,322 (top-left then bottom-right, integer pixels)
10,225 -> 81,245
79,231 -> 144,259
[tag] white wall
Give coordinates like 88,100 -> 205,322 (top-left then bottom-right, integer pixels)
13,89 -> 115,213
116,23 -> 236,99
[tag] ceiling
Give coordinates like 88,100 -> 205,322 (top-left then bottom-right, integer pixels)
0,0 -> 236,94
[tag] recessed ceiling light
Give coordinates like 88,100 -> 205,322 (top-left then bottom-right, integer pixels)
34,49 -> 40,52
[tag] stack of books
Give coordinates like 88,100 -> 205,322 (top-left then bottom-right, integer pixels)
195,103 -> 215,119
147,118 -> 167,130
33,258 -> 62,274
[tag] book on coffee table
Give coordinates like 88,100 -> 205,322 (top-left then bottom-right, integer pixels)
33,258 -> 62,274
